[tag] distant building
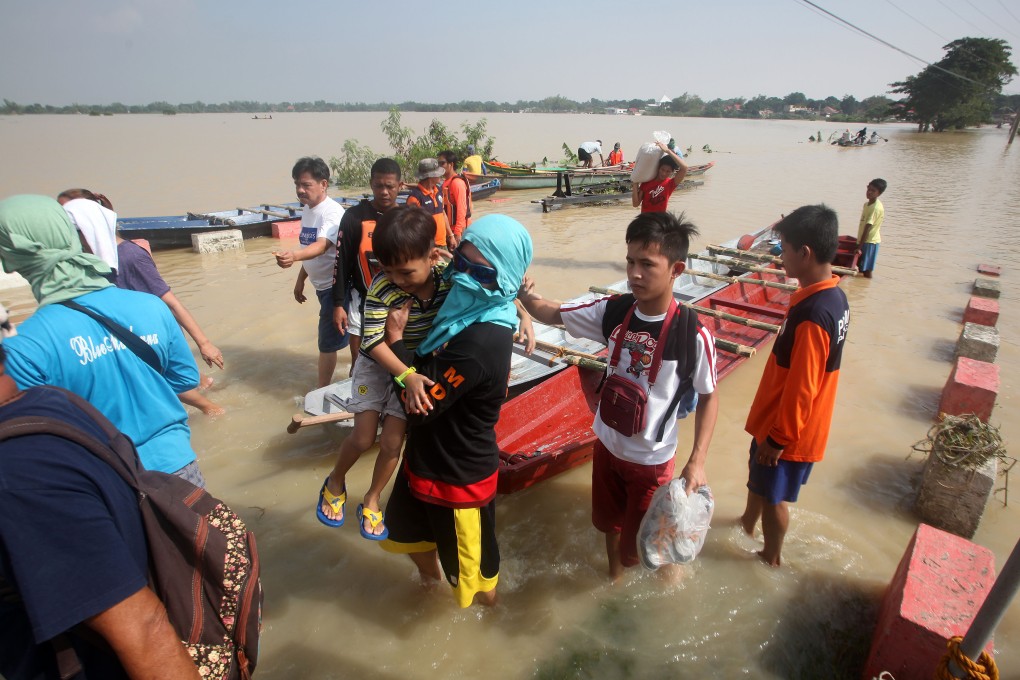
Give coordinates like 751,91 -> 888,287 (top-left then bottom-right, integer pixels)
605,108 -> 627,115
758,109 -> 774,118
822,106 -> 839,117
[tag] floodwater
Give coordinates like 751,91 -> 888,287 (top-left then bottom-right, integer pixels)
1,112 -> 1018,678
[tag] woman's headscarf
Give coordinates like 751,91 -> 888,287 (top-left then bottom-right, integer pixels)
0,195 -> 112,306
63,198 -> 119,271
417,214 -> 533,355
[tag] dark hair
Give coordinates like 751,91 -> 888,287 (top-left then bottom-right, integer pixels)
291,156 -> 330,182
371,157 -> 401,182
774,204 -> 839,263
0,345 -> 5,363
658,154 -> 680,170
438,150 -> 458,167
869,178 -> 887,195
373,207 -> 435,265
625,211 -> 699,263
57,188 -> 114,210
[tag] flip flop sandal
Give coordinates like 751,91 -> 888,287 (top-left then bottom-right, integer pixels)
316,478 -> 346,528
357,504 -> 389,541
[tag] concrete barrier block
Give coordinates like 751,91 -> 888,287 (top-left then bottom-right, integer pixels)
938,357 -> 999,422
862,524 -> 995,680
972,278 -> 1000,299
976,264 -> 1000,276
128,238 -> 152,255
916,454 -> 996,539
962,297 -> 999,327
272,219 -> 302,239
191,229 -> 244,254
955,323 -> 999,363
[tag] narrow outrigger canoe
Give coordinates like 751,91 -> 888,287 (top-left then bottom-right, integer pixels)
465,168 -> 632,191
118,179 -> 502,250
533,179 -> 704,213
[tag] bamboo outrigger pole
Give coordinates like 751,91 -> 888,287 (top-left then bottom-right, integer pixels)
691,253 -> 787,277
588,286 -> 781,333
686,268 -> 799,292
706,244 -> 859,277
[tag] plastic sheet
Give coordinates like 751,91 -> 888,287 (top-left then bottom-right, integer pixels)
630,142 -> 664,184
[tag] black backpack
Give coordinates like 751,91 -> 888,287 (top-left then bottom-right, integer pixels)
0,386 -> 262,680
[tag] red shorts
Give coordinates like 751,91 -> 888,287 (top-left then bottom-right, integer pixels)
591,439 -> 675,567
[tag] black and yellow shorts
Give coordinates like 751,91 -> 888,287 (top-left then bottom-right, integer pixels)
382,468 -> 499,608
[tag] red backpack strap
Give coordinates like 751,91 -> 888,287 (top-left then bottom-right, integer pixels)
647,297 -> 678,387
607,302 -> 638,370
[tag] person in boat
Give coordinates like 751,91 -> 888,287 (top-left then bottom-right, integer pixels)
607,142 -> 624,166
274,156 -> 349,388
461,144 -> 484,175
519,211 -> 720,581
0,195 -> 206,485
631,141 -> 689,213
381,214 -> 534,607
0,313 -> 203,680
331,157 -> 403,373
739,205 -> 849,568
57,191 -> 225,416
869,131 -> 879,143
405,158 -> 456,256
855,127 -> 867,144
855,178 -> 887,279
577,140 -> 604,168
839,129 -> 851,144
439,150 -> 473,242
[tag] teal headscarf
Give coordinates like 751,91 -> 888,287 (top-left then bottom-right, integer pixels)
418,214 -> 533,355
0,195 -> 112,306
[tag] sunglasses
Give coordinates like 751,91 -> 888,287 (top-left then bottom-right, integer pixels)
452,247 -> 498,285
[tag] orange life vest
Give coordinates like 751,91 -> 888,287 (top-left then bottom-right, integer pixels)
357,219 -> 381,288
442,174 -> 473,237
608,149 -> 624,165
406,184 -> 449,247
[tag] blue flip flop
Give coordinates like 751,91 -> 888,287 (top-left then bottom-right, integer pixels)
316,478 -> 346,528
357,504 -> 389,541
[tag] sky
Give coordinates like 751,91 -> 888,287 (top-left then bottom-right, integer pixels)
2,0 -> 1019,106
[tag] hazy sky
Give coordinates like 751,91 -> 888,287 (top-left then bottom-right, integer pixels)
3,0 -> 1019,106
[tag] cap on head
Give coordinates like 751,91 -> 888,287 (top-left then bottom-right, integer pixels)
417,158 -> 445,180
467,144 -> 476,154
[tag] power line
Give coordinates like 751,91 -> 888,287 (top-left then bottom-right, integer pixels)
968,0 -> 1020,40
885,0 -> 949,43
937,0 -> 992,37
794,0 -> 1008,90
997,0 -> 1020,28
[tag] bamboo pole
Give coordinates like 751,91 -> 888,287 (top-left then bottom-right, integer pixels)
692,253 -> 787,277
287,410 -> 355,433
687,268 -> 799,292
716,339 -> 756,357
529,338 -> 605,363
236,207 -> 290,219
707,245 -> 858,277
588,286 -> 781,333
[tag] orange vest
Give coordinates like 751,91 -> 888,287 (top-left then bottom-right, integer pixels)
406,184 -> 449,247
357,219 -> 381,287
608,149 -> 624,165
442,174 -> 473,237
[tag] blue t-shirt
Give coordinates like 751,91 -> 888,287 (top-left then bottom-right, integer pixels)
0,387 -> 148,680
3,287 -> 199,474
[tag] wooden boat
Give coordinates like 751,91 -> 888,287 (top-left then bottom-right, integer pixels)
533,179 -> 704,213
482,161 -> 570,176
119,180 -> 501,250
118,204 -> 303,249
495,226 -> 860,494
465,168 -> 632,191
685,161 -> 715,176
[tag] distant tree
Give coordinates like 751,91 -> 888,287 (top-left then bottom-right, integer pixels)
890,37 -> 1017,131
840,95 -> 858,115
668,93 -> 705,116
859,95 -> 894,121
783,92 -> 807,106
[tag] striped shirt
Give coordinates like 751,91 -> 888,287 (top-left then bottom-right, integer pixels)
360,262 -> 452,357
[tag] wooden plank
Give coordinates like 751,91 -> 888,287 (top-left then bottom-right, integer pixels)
688,268 -> 798,292
236,207 -> 290,219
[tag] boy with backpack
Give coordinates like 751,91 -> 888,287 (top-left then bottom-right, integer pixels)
520,211 -> 719,580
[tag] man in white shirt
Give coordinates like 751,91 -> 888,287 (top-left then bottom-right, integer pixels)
275,157 -> 347,387
577,140 -> 604,168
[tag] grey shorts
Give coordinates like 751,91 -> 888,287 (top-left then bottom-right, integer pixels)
173,460 -> 207,488
348,356 -> 406,421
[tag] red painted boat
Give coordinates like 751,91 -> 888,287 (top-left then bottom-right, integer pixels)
495,225 -> 859,494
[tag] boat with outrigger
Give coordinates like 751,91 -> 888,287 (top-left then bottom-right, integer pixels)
288,222 -> 861,494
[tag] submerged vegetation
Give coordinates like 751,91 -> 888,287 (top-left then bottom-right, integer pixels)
328,108 -> 494,186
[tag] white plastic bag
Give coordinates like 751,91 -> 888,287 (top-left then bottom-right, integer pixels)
652,130 -> 672,145
630,142 -> 663,184
637,478 -> 714,570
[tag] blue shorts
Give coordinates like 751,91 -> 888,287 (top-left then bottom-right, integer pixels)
746,440 -> 812,505
858,242 -> 879,272
316,287 -> 349,353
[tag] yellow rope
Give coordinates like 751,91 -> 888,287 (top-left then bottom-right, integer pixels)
934,636 -> 999,680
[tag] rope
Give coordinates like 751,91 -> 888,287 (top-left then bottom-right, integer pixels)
934,636 -> 1000,680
